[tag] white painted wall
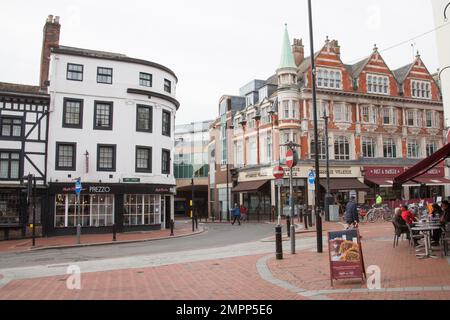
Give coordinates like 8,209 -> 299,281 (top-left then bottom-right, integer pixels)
47,53 -> 177,186
432,0 -> 450,126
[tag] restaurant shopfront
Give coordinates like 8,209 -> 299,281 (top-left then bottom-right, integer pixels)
364,166 -> 450,201
45,183 -> 175,236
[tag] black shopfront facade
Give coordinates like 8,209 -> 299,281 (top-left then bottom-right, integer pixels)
44,182 -> 175,236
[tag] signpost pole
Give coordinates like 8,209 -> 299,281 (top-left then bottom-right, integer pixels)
75,178 -> 82,245
32,176 -> 36,247
290,165 -> 295,254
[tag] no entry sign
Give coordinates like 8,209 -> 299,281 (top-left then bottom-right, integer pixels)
273,166 -> 285,180
286,149 -> 298,168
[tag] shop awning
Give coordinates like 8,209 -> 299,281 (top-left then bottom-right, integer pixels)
320,178 -> 370,191
232,180 -> 270,193
412,177 -> 450,186
364,178 -> 419,188
394,143 -> 450,186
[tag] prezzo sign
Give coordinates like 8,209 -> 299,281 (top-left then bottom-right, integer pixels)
88,186 -> 111,193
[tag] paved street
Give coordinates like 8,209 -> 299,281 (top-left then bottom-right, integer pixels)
0,221 -> 449,300
0,222 -> 275,269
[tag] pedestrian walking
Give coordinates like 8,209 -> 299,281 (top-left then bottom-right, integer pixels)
231,203 -> 241,226
240,204 -> 248,222
345,197 -> 359,229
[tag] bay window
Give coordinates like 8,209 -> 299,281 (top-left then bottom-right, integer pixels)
333,103 -> 351,122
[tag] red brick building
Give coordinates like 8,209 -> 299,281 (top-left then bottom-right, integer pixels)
208,26 -> 446,220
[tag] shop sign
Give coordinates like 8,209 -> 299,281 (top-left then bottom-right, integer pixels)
123,178 -> 141,183
88,186 -> 112,193
328,229 -> 366,286
364,167 -> 404,178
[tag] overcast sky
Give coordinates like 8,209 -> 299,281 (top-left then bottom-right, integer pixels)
0,0 -> 441,124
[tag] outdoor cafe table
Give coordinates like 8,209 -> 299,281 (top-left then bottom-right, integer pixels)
412,224 -> 442,259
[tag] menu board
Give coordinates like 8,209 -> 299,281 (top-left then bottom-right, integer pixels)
328,229 -> 366,286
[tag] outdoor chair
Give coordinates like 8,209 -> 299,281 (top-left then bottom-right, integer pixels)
392,222 -> 408,248
406,223 -> 425,253
440,223 -> 450,257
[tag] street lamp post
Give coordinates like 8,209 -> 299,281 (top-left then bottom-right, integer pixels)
323,110 -> 332,222
308,0 -> 323,253
225,121 -> 234,222
268,105 -> 278,223
190,122 -> 196,232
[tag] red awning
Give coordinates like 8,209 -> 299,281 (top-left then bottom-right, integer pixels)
365,178 -> 419,187
413,177 -> 450,185
394,143 -> 450,185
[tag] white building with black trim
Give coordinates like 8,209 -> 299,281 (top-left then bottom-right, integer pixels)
0,83 -> 50,239
42,17 -> 179,235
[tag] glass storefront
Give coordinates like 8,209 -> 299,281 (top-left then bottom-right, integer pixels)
280,179 -> 306,212
55,194 -> 114,228
0,191 -> 20,225
123,194 -> 161,226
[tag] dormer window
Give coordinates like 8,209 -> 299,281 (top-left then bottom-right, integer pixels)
317,68 -> 342,90
411,80 -> 431,99
367,74 -> 389,95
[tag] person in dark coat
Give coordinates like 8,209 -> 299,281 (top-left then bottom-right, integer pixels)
345,197 -> 359,229
231,203 -> 241,226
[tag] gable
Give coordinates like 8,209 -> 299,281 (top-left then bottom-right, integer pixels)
402,57 -> 441,101
356,51 -> 400,96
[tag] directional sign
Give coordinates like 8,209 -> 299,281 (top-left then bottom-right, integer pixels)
273,166 -> 285,180
75,179 -> 82,196
308,170 -> 316,185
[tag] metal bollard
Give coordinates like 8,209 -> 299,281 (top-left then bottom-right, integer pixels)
290,224 -> 296,254
112,223 -> 117,242
170,219 -> 174,236
275,225 -> 283,260
76,224 -> 81,244
195,216 -> 198,230
304,214 -> 309,230
287,218 -> 291,238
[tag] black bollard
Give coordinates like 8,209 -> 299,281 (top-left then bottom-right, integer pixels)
286,218 -> 291,238
195,216 -> 198,230
275,225 -> 283,260
112,223 -> 117,242
170,219 -> 174,236
304,214 -> 309,230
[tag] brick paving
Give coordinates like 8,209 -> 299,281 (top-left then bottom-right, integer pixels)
0,222 -> 200,253
0,255 -> 303,300
0,220 -> 449,300
265,221 -> 450,299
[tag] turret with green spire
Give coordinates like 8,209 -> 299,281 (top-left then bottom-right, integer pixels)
278,24 -> 297,70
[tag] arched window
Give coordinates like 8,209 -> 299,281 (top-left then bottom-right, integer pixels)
334,136 -> 350,160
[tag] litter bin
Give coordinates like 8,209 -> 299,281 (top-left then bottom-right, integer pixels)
329,205 -> 340,222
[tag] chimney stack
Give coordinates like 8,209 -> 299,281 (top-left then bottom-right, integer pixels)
39,15 -> 61,90
292,38 -> 304,67
330,39 -> 340,57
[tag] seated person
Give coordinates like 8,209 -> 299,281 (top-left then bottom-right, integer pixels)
401,205 -> 417,225
393,207 -> 409,240
430,203 -> 443,219
441,201 -> 450,225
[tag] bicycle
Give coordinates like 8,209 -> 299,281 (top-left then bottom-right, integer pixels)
366,205 -> 393,223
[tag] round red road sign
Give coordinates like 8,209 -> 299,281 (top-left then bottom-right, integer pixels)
286,149 -> 294,168
273,166 -> 285,180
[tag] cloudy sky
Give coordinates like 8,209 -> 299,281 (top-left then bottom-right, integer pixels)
0,0 -> 442,124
